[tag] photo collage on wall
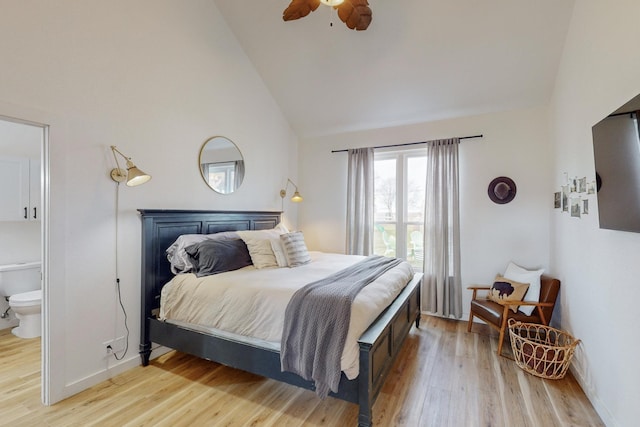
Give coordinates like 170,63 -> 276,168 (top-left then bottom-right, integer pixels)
554,174 -> 595,218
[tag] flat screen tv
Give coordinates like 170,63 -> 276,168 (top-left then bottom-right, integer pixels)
592,93 -> 640,233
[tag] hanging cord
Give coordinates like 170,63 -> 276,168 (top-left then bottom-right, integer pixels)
112,182 -> 129,361
112,278 -> 130,361
326,3 -> 336,27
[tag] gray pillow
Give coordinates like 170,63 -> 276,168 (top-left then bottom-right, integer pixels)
166,231 -> 239,274
280,231 -> 311,267
185,238 -> 252,277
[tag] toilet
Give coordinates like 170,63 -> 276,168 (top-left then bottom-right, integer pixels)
0,262 -> 42,339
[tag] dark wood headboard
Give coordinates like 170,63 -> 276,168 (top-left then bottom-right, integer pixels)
138,209 -> 281,331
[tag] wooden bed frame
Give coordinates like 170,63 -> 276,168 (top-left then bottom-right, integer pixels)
138,209 -> 422,427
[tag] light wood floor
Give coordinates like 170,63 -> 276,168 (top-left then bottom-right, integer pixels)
1,316 -> 604,427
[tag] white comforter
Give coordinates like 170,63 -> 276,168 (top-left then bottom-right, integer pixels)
159,252 -> 414,379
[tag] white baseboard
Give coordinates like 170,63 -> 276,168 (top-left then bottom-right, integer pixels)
60,354 -> 140,401
569,364 -> 616,427
59,345 -> 174,403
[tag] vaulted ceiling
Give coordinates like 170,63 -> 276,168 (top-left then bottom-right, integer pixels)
213,1 -> 575,138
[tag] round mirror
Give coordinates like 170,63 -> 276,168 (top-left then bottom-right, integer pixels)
199,136 -> 245,194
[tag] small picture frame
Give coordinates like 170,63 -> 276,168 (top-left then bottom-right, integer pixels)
554,192 -> 561,209
583,199 -> 589,215
561,185 -> 569,212
578,177 -> 587,193
570,197 -> 581,218
587,180 -> 596,195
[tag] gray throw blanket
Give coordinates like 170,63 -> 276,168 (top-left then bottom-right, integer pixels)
280,255 -> 403,398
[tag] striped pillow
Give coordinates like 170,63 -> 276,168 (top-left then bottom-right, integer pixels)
280,231 -> 311,267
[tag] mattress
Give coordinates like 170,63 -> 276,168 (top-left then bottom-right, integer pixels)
159,251 -> 414,378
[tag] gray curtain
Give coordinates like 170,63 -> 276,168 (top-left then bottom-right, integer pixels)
234,160 -> 245,190
422,138 -> 462,318
346,147 -> 374,255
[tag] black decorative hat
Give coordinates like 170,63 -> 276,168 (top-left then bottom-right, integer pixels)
488,176 -> 517,204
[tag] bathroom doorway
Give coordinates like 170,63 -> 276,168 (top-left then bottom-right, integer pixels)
0,115 -> 49,404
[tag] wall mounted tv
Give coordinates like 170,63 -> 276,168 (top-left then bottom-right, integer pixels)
592,93 -> 640,233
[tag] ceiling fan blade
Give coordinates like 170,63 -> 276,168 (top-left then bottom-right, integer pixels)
337,0 -> 372,30
283,0 -> 321,22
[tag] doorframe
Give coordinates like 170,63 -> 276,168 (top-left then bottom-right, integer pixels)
0,114 -> 50,405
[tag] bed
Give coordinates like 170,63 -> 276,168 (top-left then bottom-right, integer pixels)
138,209 -> 422,427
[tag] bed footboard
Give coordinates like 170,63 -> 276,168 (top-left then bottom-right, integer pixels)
357,272 -> 422,427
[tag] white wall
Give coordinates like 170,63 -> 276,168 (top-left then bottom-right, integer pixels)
550,1 -> 640,426
0,221 -> 40,265
0,0 -> 297,403
299,106 -> 554,318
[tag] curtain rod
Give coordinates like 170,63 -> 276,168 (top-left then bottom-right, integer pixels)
330,134 -> 483,153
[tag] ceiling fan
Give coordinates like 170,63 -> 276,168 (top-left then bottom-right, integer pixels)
283,0 -> 372,31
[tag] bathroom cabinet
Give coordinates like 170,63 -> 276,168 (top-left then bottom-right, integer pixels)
0,156 -> 40,221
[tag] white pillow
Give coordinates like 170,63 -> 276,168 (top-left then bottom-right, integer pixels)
271,240 -> 289,267
237,224 -> 289,269
242,238 -> 278,269
503,262 -> 544,316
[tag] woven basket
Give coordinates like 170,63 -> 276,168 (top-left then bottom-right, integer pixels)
508,318 -> 580,380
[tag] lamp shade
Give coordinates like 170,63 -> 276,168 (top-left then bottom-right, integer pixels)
126,165 -> 151,187
291,191 -> 303,202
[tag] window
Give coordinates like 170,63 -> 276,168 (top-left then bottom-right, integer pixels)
373,149 -> 426,271
202,162 -> 236,194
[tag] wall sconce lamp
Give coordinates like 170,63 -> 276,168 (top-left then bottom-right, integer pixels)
280,178 -> 303,209
110,145 -> 152,186
108,144 -> 151,361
